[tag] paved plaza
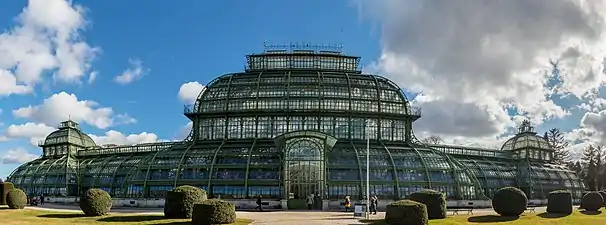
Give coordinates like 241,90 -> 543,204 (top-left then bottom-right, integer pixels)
25,203 -> 548,225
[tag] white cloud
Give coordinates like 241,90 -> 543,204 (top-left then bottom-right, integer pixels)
176,121 -> 193,140
178,81 -> 205,104
89,130 -> 159,145
0,70 -> 32,96
12,92 -> 136,129
0,148 -> 38,164
0,122 -> 55,146
114,58 -> 148,85
357,0 -> 606,146
0,0 -> 99,95
87,70 -> 97,84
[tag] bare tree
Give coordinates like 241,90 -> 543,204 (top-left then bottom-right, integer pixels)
421,136 -> 443,145
543,128 -> 570,165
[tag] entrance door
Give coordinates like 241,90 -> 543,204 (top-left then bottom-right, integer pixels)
284,137 -> 325,200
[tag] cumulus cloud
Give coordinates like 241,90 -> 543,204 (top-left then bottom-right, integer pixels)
12,92 -> 136,129
176,121 -> 193,140
0,123 -> 55,146
114,58 -> 148,85
178,82 -> 205,104
0,148 -> 38,164
89,130 -> 159,145
0,0 -> 99,96
357,0 -> 606,145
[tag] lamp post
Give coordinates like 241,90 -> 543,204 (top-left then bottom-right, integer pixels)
365,119 -> 370,219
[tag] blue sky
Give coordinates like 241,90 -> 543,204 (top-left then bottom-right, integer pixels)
0,0 -> 382,178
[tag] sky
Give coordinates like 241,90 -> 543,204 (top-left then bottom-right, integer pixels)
1,0 -> 606,179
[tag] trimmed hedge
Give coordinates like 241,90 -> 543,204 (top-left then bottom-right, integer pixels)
406,189 -> 446,219
0,182 -> 14,205
192,199 -> 236,225
492,187 -> 528,216
6,188 -> 26,209
581,191 -> 603,211
546,190 -> 572,215
79,188 -> 112,216
164,185 -> 208,219
385,200 -> 428,225
599,191 -> 606,207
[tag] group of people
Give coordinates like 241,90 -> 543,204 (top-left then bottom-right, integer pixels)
26,194 -> 45,206
344,195 -> 378,214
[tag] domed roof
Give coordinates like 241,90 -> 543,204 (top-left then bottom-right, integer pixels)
41,120 -> 96,147
192,71 -> 417,116
501,120 -> 551,151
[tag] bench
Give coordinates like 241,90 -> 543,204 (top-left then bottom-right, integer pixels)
526,203 -> 537,213
447,207 -> 474,215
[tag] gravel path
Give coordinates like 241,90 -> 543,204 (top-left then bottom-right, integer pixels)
26,203 -> 549,225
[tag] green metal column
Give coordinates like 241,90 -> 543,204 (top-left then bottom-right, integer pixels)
379,141 -> 401,199
243,139 -> 258,197
108,154 -> 133,196
173,142 -> 197,187
349,142 -> 365,199
409,144 -> 432,189
206,141 -> 227,195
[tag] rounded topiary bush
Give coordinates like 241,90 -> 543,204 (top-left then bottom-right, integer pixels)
192,199 -> 236,225
79,188 -> 112,216
406,189 -> 446,219
164,185 -> 208,219
0,181 -> 14,205
546,190 -> 572,215
581,191 -> 603,211
385,200 -> 428,225
599,191 -> 606,206
6,188 -> 26,209
492,187 -> 528,217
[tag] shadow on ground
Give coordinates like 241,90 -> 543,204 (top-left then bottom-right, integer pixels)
97,215 -> 166,222
37,213 -> 87,218
358,219 -> 385,225
580,210 -> 603,215
467,215 -> 519,223
149,222 -> 191,225
537,212 -> 569,218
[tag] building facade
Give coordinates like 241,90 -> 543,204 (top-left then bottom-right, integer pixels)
7,47 -> 585,208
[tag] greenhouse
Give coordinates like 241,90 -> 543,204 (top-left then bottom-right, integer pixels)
7,45 -> 585,209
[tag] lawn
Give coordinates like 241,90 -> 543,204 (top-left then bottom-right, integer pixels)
361,210 -> 606,225
0,206 -> 253,225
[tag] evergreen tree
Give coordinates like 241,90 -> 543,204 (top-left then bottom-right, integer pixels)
544,128 -> 569,165
581,145 -> 600,191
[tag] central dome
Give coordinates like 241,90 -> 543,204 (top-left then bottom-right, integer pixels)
501,120 -> 551,151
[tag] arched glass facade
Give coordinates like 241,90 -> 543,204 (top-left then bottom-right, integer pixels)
8,50 -> 585,203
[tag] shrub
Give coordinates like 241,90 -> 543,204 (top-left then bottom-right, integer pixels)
0,182 -> 14,205
599,191 -> 606,207
192,199 -> 236,225
492,187 -> 528,217
581,191 -> 603,211
546,190 -> 572,215
164,185 -> 208,219
406,189 -> 446,219
79,188 -> 112,216
385,200 -> 428,225
6,188 -> 26,209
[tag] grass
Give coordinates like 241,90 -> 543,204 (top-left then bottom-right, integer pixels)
360,210 -> 606,225
0,206 -> 253,225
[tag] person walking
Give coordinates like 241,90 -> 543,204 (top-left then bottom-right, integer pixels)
370,195 -> 378,215
255,195 -> 263,211
344,196 -> 351,212
40,194 -> 45,205
306,194 -> 314,210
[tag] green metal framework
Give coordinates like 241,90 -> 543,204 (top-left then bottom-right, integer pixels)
7,48 -> 585,201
